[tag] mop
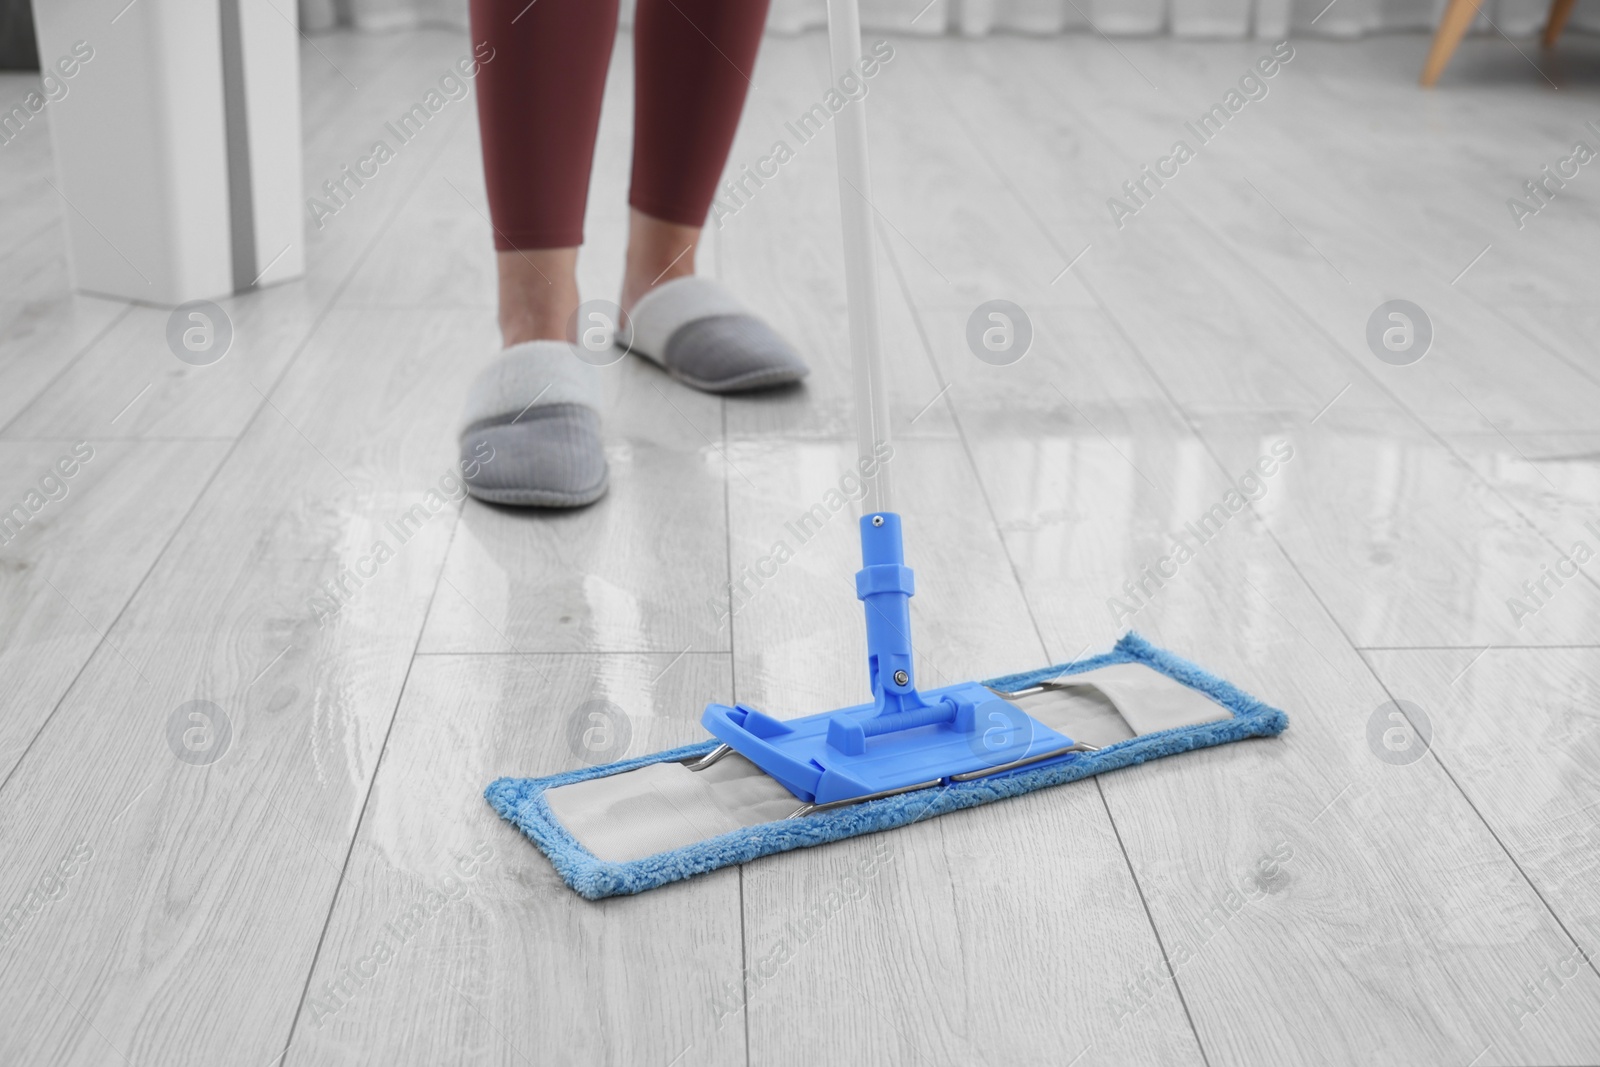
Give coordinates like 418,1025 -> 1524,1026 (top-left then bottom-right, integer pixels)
485,0 -> 1289,900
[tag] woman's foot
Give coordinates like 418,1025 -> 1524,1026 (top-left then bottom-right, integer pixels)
457,249 -> 608,508
458,341 -> 608,507
457,210 -> 809,509
620,209 -> 808,394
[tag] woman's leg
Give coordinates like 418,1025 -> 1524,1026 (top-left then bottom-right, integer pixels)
620,0 -> 807,393
621,0 -> 769,310
470,0 -> 619,344
458,0 -> 620,508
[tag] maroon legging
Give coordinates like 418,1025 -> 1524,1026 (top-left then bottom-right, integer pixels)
470,0 -> 769,250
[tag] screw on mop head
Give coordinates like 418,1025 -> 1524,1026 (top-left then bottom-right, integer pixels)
701,512 -> 1092,810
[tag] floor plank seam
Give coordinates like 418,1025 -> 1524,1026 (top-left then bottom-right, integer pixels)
1097,778 -> 1216,1067
876,212 -> 1056,663
0,435 -> 240,442
1362,669 -> 1600,992
276,494 -> 469,1067
1355,645 -> 1600,651
0,217 -> 60,270
0,302 -> 133,439
262,117 -> 489,1063
0,392 -> 248,797
411,649 -> 737,657
717,317 -> 755,1067
1484,300 -> 1600,394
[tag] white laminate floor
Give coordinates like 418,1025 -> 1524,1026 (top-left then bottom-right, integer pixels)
2,26 -> 1600,1067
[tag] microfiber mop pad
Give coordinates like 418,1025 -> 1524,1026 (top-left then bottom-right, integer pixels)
485,632 -> 1288,900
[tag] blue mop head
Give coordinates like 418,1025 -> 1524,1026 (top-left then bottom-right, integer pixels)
485,632 -> 1288,900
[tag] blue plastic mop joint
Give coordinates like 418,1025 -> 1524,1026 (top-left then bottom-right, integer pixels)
851,510 -> 926,718
700,513 -> 1082,806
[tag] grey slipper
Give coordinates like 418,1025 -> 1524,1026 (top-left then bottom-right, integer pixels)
458,341 -> 608,508
625,277 -> 809,394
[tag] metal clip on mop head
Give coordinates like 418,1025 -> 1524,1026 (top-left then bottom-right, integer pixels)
700,513 -> 1088,809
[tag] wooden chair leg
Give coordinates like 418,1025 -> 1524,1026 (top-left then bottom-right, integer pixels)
1421,0 -> 1487,86
1544,0 -> 1577,47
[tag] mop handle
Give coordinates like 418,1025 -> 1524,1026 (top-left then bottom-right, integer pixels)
824,0 -> 893,515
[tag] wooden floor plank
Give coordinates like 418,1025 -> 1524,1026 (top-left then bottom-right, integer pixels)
280,652 -> 745,1067
1489,304 -> 1600,393
0,296 -> 126,432
1361,647 -> 1600,987
1444,429 -> 1600,579
0,439 -> 231,782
